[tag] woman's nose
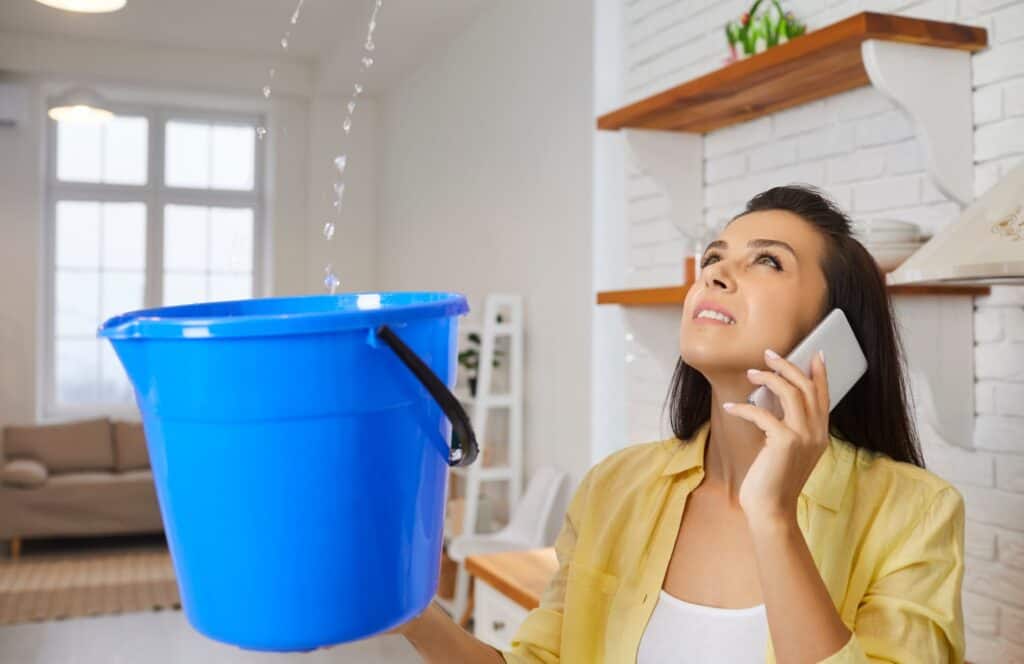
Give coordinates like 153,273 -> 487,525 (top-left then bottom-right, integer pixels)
702,262 -> 734,291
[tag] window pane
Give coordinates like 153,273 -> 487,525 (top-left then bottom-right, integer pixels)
211,124 -> 254,190
57,120 -> 102,182
99,343 -> 134,404
209,207 -> 253,272
209,275 -> 251,301
56,270 -> 99,337
56,201 -> 101,268
165,121 -> 210,188
56,339 -> 99,405
53,200 -> 148,409
57,114 -> 148,185
103,116 -> 148,185
101,271 -> 145,322
164,204 -> 209,270
102,202 -> 147,270
164,273 -> 207,306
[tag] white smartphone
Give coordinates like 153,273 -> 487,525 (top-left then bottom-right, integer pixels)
747,308 -> 867,419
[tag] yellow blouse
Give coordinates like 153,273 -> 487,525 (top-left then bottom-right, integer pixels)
501,420 -> 965,664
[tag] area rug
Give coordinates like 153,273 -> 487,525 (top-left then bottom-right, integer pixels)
0,549 -> 180,625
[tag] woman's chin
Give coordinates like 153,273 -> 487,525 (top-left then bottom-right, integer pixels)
680,348 -> 755,375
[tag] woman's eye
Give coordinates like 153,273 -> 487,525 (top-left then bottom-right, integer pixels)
701,252 -> 782,270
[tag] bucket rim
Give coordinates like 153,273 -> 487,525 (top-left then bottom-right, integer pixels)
98,291 -> 469,340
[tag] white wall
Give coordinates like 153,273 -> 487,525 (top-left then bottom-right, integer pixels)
376,0 -> 595,482
0,35 -> 379,426
599,0 -> 1024,661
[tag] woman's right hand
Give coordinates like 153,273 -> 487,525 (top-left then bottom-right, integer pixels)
386,600 -> 506,663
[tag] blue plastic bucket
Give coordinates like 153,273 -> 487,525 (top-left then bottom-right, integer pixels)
98,292 -> 478,651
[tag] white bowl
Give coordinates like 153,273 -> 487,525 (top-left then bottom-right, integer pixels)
857,218 -> 920,231
868,245 -> 922,271
853,219 -> 922,244
863,240 -> 926,250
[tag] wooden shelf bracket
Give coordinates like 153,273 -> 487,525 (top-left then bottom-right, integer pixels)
622,128 -> 704,240
861,39 -> 974,206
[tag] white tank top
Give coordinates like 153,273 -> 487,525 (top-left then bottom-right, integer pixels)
637,589 -> 769,663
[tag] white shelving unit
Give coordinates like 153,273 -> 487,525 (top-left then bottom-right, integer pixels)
437,293 -> 524,622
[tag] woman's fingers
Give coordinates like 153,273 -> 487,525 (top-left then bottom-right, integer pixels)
812,351 -> 830,415
764,349 -> 819,414
746,368 -> 806,428
722,401 -> 791,440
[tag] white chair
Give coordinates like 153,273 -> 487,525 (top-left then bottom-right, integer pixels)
447,466 -> 572,625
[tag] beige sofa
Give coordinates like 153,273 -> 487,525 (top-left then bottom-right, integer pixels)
0,418 -> 163,559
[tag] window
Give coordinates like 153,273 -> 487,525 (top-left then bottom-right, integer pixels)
45,104 -> 264,418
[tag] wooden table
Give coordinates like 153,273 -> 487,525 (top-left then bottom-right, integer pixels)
465,547 -> 558,610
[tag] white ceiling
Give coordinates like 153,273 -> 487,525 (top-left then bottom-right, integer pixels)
0,0 -> 490,94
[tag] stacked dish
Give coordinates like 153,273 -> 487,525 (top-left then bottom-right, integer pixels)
852,219 -> 926,271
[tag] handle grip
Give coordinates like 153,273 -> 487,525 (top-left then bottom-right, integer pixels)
376,325 -> 479,467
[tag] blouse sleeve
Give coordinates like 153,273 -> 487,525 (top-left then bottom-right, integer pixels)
819,486 -> 966,664
500,468 -> 593,664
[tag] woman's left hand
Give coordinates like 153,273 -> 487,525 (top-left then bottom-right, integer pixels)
725,348 -> 831,524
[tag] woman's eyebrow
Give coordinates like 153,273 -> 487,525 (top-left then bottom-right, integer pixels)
704,238 -> 797,259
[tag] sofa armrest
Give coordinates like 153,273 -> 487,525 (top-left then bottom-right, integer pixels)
1,459 -> 49,489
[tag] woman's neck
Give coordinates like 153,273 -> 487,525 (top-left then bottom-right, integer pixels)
702,372 -> 768,504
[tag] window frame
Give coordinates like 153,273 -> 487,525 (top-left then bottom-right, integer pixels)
42,101 -> 266,420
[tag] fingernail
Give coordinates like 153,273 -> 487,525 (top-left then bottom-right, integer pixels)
765,348 -> 780,360
723,402 -> 735,410
747,368 -> 760,377
818,349 -> 825,365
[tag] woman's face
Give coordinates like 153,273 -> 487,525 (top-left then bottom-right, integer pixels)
680,210 -> 829,377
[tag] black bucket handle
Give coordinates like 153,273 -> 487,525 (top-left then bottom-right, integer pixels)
375,325 -> 479,468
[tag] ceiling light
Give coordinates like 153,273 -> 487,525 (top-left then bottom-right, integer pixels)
48,87 -> 113,124
33,0 -> 126,13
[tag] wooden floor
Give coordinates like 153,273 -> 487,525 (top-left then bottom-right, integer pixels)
0,539 -> 422,663
0,610 -> 422,663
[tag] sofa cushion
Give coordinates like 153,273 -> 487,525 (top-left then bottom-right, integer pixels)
113,421 -> 150,471
4,418 -> 114,473
0,459 -> 48,488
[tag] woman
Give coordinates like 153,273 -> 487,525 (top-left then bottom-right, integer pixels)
395,185 -> 966,663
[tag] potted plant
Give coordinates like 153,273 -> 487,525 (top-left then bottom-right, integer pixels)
458,316 -> 505,397
725,0 -> 806,63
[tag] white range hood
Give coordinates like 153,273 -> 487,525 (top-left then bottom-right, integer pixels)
887,161 -> 1024,286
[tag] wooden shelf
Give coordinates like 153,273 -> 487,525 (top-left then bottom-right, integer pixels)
597,281 -> 990,307
596,12 -> 987,134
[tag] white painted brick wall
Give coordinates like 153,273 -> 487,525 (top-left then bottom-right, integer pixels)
619,0 -> 1024,660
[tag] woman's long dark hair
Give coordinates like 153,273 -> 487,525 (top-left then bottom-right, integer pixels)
667,184 -> 925,468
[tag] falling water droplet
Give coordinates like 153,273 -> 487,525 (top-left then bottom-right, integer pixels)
625,353 -> 636,364
376,0 -> 383,8
268,67 -> 276,79
347,100 -> 356,114
262,86 -> 272,99
361,56 -> 374,69
365,39 -> 375,52
369,19 -> 377,33
290,0 -> 305,24
255,126 -> 267,140
281,35 -> 289,49
323,221 -> 336,240
324,267 -> 340,294
343,117 -> 352,134
333,154 -> 347,175
353,83 -> 363,96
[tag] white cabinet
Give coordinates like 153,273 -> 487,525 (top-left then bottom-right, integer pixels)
472,579 -> 529,651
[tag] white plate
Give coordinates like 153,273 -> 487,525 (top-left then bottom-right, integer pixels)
857,218 -> 920,231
